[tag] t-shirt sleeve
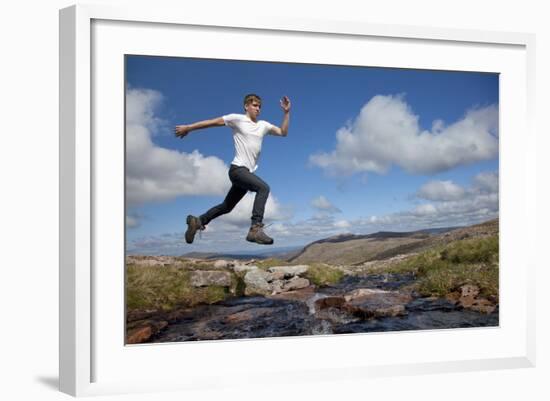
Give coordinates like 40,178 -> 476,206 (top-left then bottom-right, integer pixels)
263,121 -> 276,136
223,114 -> 241,128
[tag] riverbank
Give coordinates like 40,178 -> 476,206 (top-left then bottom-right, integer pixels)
126,233 -> 499,343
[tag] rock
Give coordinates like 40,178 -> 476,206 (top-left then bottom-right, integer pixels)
268,286 -> 316,301
407,297 -> 458,312
267,271 -> 286,282
268,265 -> 309,278
445,291 -> 461,304
189,270 -> 232,287
244,270 -> 310,296
213,260 -> 232,269
344,288 -> 390,303
454,285 -> 497,314
126,319 -> 168,344
459,295 -> 476,308
345,301 -> 407,318
343,289 -> 412,318
315,296 -> 346,310
233,264 -> 259,273
244,270 -> 273,296
470,299 -> 497,314
270,280 -> 285,294
283,276 -> 310,291
127,326 -> 152,344
460,284 -> 480,298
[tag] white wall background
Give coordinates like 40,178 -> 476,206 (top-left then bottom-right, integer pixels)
1,0 -> 548,399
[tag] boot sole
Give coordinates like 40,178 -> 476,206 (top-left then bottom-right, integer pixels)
246,236 -> 274,245
185,215 -> 197,244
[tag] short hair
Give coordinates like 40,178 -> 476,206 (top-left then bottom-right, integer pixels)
243,94 -> 262,109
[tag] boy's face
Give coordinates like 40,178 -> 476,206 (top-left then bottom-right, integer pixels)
245,100 -> 261,120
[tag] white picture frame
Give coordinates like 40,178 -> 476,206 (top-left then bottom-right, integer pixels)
59,4 -> 536,397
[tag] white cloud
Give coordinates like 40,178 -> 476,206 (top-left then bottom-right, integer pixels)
311,195 -> 341,214
473,171 -> 499,194
215,193 -> 291,227
413,203 -> 438,216
126,88 -> 230,205
416,180 -> 466,201
310,95 -> 498,176
362,171 -> 499,230
128,169 -> 499,255
334,220 -> 351,229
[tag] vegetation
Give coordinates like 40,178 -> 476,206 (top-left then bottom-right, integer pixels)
126,264 -> 229,312
388,235 -> 499,298
304,263 -> 345,286
126,233 -> 499,313
255,258 -> 288,269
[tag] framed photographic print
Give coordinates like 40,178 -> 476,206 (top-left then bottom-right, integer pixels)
60,4 -> 536,397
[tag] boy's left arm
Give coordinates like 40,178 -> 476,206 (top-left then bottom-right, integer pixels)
270,96 -> 291,137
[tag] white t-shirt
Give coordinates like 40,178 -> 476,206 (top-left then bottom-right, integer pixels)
223,113 -> 276,172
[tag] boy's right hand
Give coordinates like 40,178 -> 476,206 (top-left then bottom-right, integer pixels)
174,125 -> 191,138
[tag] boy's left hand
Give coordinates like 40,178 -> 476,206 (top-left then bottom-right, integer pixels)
280,96 -> 291,113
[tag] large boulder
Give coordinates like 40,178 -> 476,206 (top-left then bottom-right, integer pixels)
244,269 -> 311,296
343,288 -> 412,318
233,264 -> 260,274
213,260 -> 233,269
267,265 -> 309,278
283,276 -> 310,291
189,270 -> 232,287
244,270 -> 273,296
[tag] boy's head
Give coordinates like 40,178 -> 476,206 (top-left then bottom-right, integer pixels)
243,94 -> 262,120
243,94 -> 262,109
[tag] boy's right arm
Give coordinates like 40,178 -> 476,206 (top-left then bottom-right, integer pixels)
175,117 -> 225,138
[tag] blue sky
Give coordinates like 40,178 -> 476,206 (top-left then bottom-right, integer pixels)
125,55 -> 499,255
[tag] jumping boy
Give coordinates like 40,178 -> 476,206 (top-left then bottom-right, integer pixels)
174,94 -> 291,245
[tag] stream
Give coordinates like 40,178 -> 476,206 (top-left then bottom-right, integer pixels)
151,273 -> 498,343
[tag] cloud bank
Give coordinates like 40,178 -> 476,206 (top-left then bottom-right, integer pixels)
369,171 -> 499,229
310,95 -> 498,176
126,88 -> 230,205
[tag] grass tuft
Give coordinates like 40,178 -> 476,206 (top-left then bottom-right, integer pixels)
304,263 -> 344,286
255,258 -> 288,270
389,235 -> 499,298
126,264 -> 230,312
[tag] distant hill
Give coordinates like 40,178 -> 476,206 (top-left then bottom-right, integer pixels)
181,245 -> 303,261
181,252 -> 266,261
288,219 -> 498,265
179,219 -> 498,265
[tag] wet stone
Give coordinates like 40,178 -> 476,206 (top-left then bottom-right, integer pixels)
333,308 -> 499,335
406,297 -> 459,312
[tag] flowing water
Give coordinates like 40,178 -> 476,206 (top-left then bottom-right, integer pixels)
151,273 -> 498,343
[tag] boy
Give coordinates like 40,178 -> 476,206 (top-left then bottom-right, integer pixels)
174,94 -> 291,245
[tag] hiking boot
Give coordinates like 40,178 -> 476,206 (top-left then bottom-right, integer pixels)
246,223 -> 274,245
185,215 -> 204,244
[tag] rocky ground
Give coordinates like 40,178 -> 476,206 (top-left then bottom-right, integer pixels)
125,255 -> 499,344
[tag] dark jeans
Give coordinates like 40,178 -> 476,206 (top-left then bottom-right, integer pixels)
200,164 -> 270,226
